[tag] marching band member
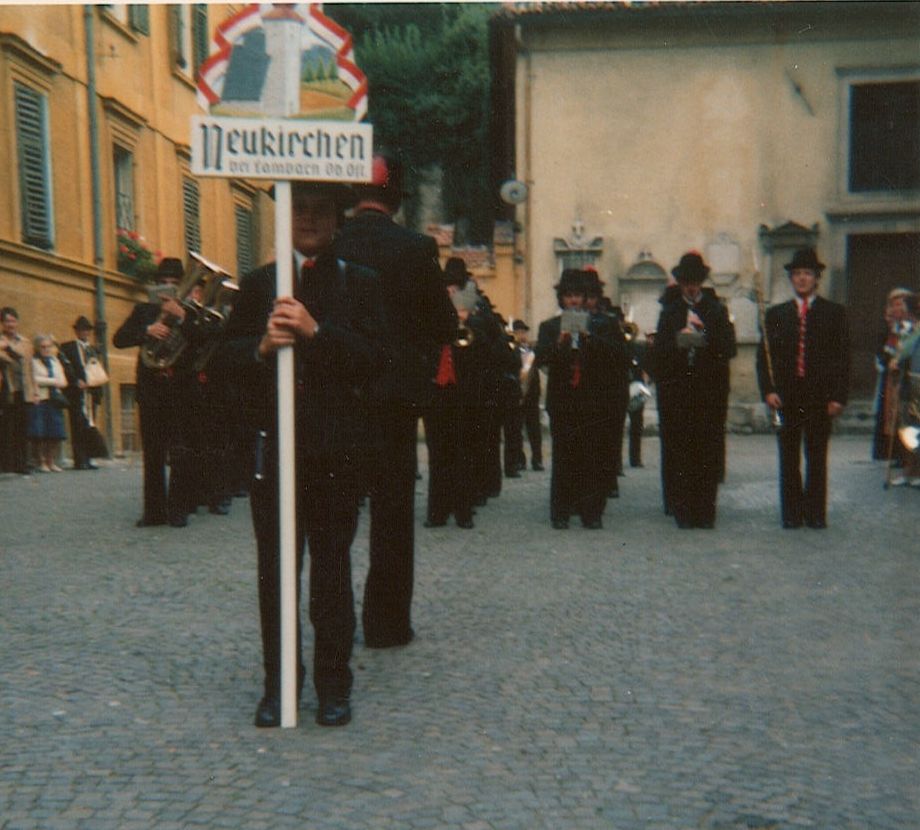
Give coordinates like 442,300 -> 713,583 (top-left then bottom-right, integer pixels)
651,252 -> 734,529
217,180 -> 387,728
757,248 -> 849,529
535,269 -> 624,530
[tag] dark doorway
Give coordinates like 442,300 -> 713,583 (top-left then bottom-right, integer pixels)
846,232 -> 920,397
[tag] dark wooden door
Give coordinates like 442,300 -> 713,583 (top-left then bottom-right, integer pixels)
846,232 -> 920,397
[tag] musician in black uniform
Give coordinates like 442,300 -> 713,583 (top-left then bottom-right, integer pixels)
651,252 -> 734,529
334,150 -> 456,649
60,316 -> 103,470
113,257 -> 186,527
217,181 -> 387,729
757,248 -> 849,529
535,269 -> 625,529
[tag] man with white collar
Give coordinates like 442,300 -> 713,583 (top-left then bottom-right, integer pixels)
758,248 -> 849,529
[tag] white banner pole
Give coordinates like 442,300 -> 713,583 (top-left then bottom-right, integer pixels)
273,181 -> 298,728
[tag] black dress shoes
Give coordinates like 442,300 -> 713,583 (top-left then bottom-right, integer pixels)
806,519 -> 827,529
136,517 -> 167,528
208,500 -> 231,516
552,519 -> 569,530
583,519 -> 603,530
532,462 -> 544,471
783,520 -> 803,529
169,514 -> 188,528
456,518 -> 474,529
423,518 -> 447,528
505,470 -> 521,479
254,696 -> 280,728
316,697 -> 351,727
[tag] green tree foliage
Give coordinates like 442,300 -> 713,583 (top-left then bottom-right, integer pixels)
327,4 -> 495,243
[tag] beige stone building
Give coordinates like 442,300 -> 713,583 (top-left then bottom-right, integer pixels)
491,1 -> 920,418
0,4 -> 273,453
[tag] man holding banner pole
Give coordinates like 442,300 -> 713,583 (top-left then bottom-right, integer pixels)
218,180 -> 386,728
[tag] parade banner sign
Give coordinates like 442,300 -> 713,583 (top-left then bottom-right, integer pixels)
191,3 -> 372,182
191,4 -> 373,728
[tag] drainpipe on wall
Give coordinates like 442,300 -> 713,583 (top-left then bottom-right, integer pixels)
520,26 -> 534,327
84,5 -> 114,452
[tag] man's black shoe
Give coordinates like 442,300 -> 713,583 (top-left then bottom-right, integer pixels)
505,470 -> 521,479
532,462 -> 544,471
169,514 -> 188,528
423,518 -> 447,528
136,517 -> 167,528
806,519 -> 827,529
583,519 -> 603,530
783,520 -> 803,529
316,697 -> 351,727
208,500 -> 230,516
254,695 -> 280,728
365,628 -> 414,649
456,518 -> 474,529
552,519 -> 569,530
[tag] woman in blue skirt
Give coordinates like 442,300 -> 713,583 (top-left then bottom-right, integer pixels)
28,335 -> 68,472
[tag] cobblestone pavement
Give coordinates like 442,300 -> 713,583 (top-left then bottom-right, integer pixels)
2,435 -> 918,830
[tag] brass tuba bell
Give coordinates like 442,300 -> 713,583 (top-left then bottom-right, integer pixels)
140,252 -> 237,370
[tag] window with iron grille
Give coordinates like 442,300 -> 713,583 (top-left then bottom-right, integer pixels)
849,81 -> 920,193
183,176 -> 201,255
235,203 -> 255,276
14,82 -> 54,250
114,144 -> 135,231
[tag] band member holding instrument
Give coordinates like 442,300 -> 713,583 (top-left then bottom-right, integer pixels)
651,252 -> 734,529
757,248 -> 849,529
423,264 -> 490,529
873,287 -> 913,466
113,257 -> 187,527
535,269 -> 624,530
217,180 -> 387,729
334,149 -> 456,648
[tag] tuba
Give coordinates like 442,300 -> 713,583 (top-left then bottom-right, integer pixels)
140,252 -> 238,370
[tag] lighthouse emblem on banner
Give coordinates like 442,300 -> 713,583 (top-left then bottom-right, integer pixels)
198,3 -> 367,120
191,3 -> 372,181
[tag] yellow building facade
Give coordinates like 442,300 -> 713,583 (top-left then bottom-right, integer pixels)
0,4 -> 273,453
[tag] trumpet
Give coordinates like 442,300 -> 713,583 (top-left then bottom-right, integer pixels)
141,252 -> 237,370
454,324 -> 474,348
622,320 -> 640,341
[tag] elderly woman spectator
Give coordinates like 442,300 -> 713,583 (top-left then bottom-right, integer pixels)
28,335 -> 68,472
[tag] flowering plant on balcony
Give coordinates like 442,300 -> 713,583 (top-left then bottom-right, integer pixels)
116,228 -> 162,279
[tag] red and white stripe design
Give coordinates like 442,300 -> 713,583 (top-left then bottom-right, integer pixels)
196,3 -> 368,121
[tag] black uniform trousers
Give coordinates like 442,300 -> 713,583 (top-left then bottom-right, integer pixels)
659,386 -> 722,528
424,399 -> 478,525
250,443 -> 358,701
503,397 -> 524,474
138,382 -> 179,524
628,404 -> 644,467
776,378 -> 832,526
364,406 -> 417,644
549,407 -> 607,525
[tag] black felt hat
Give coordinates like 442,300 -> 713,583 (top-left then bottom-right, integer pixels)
73,315 -> 93,331
555,268 -> 587,294
784,248 -> 825,274
156,257 -> 185,281
443,256 -> 472,288
671,252 -> 710,284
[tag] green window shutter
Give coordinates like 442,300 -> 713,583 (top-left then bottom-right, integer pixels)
129,4 -> 149,35
171,5 -> 186,69
183,177 -> 201,255
235,204 -> 254,276
192,4 -> 209,76
14,83 -> 53,250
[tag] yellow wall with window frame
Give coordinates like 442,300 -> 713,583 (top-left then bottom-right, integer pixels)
0,4 -> 272,455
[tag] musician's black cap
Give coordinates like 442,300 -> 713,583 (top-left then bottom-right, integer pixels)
671,251 -> 710,284
157,257 -> 185,281
73,316 -> 93,331
784,248 -> 825,274
512,319 -> 530,331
